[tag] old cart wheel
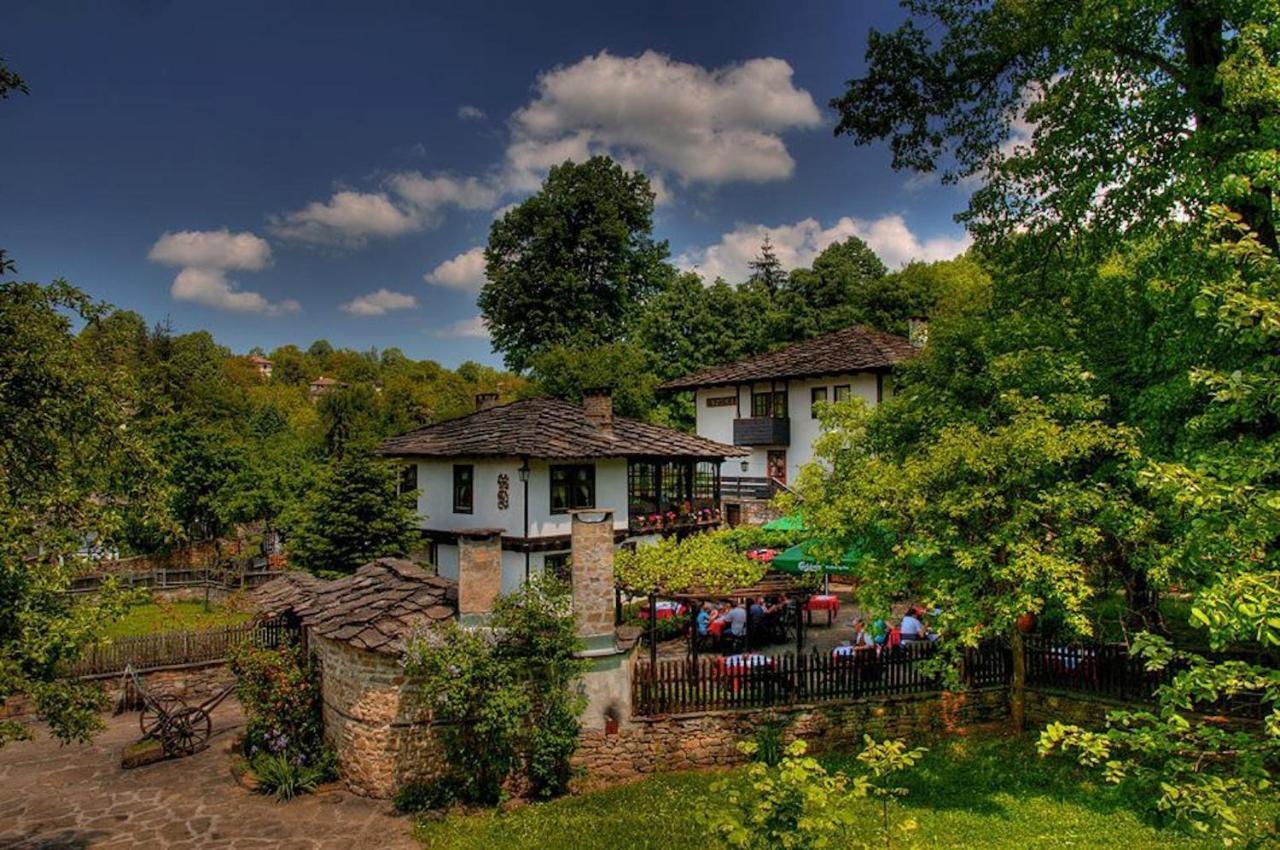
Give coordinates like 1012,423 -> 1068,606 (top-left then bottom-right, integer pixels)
139,694 -> 184,738
169,707 -> 211,755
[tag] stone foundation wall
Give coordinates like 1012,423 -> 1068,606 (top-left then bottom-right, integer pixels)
1024,688 -> 1130,730
2,662 -> 236,726
574,687 -> 1009,781
312,634 -> 443,798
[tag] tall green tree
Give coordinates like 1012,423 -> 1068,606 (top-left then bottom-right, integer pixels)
0,281 -> 170,745
479,156 -> 670,371
282,450 -> 418,574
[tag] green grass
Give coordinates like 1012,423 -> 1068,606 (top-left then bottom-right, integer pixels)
414,737 -> 1267,850
102,598 -> 251,638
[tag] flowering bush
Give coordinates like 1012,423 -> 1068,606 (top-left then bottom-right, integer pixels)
229,641 -> 333,787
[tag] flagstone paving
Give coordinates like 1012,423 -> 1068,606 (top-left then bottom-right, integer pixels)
0,697 -> 418,849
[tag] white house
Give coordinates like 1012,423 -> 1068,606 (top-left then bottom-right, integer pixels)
377,389 -> 744,592
658,324 -> 922,524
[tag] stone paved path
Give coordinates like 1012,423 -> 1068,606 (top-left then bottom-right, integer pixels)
0,698 -> 418,849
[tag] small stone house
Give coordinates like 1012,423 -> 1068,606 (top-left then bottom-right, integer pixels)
253,512 -> 635,797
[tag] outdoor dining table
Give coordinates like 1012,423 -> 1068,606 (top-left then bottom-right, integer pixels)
639,600 -> 687,620
715,653 -> 775,692
804,594 -> 840,625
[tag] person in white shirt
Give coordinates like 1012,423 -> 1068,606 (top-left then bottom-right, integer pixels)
900,608 -> 926,641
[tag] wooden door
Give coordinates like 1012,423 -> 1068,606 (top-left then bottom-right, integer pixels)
767,450 -> 787,485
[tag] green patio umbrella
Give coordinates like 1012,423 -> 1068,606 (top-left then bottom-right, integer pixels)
762,513 -> 806,533
769,539 -> 864,575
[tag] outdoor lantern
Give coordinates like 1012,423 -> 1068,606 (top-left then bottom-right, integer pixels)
518,461 -> 530,483
739,459 -> 750,474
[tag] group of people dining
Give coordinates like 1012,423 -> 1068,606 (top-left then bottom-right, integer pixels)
695,595 -> 794,652
834,606 -> 940,656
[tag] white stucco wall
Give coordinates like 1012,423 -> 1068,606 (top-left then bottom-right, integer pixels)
408,456 -> 630,540
695,373 -> 885,484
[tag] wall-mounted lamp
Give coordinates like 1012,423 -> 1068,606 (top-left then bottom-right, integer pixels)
739,459 -> 750,474
518,461 -> 530,483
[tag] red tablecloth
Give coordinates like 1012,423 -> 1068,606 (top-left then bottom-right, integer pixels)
639,601 -> 686,620
804,595 -> 840,616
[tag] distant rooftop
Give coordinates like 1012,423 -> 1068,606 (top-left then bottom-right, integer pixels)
658,325 -> 917,391
378,397 -> 745,460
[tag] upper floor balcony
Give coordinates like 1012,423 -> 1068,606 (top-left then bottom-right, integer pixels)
732,416 -> 790,446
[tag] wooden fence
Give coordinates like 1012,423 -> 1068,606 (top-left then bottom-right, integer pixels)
68,562 -> 279,595
632,642 -> 1010,716
1024,636 -> 1268,719
72,618 -> 296,678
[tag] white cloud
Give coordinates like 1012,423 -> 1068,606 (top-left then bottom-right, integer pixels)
268,191 -> 421,247
170,267 -> 299,316
340,288 -> 419,316
458,104 -> 486,121
148,229 -> 272,270
678,215 -> 972,282
504,50 -> 822,192
425,247 -> 487,291
388,172 -> 499,213
434,315 -> 490,339
148,228 -> 295,315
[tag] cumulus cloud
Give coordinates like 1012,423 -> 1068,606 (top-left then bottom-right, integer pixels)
458,104 -> 486,120
678,215 -> 972,282
388,172 -> 499,213
170,267 -> 299,316
340,288 -> 419,316
149,228 -> 296,315
434,315 -> 490,339
148,229 -> 272,270
272,173 -> 503,247
504,50 -> 822,192
424,247 -> 488,291
269,191 -> 421,247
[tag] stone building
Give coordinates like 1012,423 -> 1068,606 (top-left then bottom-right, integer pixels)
253,512 -> 636,797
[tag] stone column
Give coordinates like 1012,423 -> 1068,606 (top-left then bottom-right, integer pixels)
457,529 -> 503,625
570,509 -> 616,653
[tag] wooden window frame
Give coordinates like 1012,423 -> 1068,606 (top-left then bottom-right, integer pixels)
810,386 -> 828,418
452,464 -> 474,514
550,463 -> 596,514
833,384 -> 852,403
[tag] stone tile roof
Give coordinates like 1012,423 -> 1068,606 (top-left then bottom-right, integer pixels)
658,325 -> 918,391
253,560 -> 457,656
377,397 -> 746,459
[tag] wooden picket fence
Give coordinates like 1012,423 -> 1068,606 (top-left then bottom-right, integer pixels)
72,617 -> 295,678
632,642 -> 1010,716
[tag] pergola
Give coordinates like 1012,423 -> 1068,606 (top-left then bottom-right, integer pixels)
619,574 -> 813,666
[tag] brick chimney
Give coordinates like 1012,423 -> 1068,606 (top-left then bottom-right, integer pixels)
570,509 -> 616,653
908,317 -> 929,349
582,387 -> 613,432
457,529 -> 503,624
474,392 -> 500,411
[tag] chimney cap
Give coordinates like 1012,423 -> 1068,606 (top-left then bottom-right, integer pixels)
582,386 -> 613,398
475,392 -> 501,411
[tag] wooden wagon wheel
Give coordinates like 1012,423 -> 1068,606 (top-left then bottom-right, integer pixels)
167,706 -> 211,755
139,693 -> 185,738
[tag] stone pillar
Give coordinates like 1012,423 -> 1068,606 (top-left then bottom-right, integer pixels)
570,509 -> 616,653
457,529 -> 503,625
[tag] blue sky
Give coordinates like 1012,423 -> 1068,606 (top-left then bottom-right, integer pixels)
2,0 -> 972,367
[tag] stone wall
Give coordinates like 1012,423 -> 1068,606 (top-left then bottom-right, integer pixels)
574,687 -> 1009,781
312,634 -> 442,798
1025,688 -> 1130,730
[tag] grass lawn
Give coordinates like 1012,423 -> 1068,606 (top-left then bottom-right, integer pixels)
102,598 -> 251,639
415,736 -> 1267,849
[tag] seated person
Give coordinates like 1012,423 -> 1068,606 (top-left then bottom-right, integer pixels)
748,596 -> 766,630
696,602 -> 714,636
900,607 -> 928,642
850,618 -> 876,648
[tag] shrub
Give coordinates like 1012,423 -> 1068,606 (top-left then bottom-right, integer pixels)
704,740 -> 862,850
403,575 -> 587,805
394,776 -> 461,814
230,640 -> 335,798
252,752 -> 331,801
750,713 -> 787,767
